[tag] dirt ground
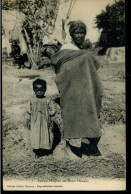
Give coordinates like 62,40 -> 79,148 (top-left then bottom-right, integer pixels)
2,55 -> 126,183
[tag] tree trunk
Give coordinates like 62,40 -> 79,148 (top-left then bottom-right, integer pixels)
23,28 -> 37,69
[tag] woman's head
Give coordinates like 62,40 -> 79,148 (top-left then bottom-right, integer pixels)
67,21 -> 87,47
33,79 -> 47,98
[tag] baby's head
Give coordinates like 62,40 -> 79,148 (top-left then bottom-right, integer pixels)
33,79 -> 47,98
43,42 -> 60,59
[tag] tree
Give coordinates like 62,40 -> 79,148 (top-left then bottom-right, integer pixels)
2,0 -> 60,68
95,0 -> 125,52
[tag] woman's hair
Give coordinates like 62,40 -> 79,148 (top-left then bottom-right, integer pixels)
67,20 -> 87,37
33,79 -> 47,90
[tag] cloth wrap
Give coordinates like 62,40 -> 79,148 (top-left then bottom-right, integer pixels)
51,49 -> 104,139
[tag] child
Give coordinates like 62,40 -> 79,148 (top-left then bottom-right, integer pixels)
26,79 -> 56,157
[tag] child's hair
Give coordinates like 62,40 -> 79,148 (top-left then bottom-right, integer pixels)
33,79 -> 47,90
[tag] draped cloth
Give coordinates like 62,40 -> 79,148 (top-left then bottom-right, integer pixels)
51,49 -> 104,139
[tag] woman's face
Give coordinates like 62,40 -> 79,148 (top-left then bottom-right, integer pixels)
71,28 -> 86,45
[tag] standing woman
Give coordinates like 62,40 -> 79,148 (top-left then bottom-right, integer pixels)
51,21 -> 104,159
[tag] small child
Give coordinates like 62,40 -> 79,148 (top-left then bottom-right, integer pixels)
26,79 -> 56,157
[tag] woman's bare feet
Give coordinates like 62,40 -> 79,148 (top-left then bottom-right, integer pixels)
65,144 -> 82,160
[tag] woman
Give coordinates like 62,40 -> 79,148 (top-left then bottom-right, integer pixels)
51,21 -> 104,159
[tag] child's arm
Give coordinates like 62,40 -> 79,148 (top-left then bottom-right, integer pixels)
23,100 -> 31,129
47,98 -> 56,116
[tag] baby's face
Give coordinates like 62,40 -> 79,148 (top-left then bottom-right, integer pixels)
45,46 -> 57,58
34,84 -> 46,98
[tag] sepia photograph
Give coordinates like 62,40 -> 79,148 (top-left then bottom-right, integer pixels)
2,0 -> 126,191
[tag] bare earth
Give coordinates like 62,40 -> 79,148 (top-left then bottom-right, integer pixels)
2,56 -> 126,183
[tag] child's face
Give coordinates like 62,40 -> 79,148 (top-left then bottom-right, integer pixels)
34,84 -> 46,98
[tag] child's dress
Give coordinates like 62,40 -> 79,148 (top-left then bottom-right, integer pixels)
27,96 -> 55,150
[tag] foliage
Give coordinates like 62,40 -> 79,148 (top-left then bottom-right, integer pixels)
95,0 -> 125,52
2,0 -> 60,68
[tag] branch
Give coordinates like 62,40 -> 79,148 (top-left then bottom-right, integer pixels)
23,28 -> 37,68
